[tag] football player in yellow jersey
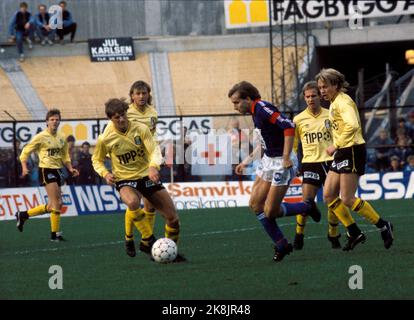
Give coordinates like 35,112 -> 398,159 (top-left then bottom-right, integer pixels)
92,98 -> 186,262
127,81 -> 160,249
293,81 -> 352,250
15,109 -> 79,241
316,68 -> 394,251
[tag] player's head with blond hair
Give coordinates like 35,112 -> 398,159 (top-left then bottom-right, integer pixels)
129,80 -> 152,106
105,98 -> 129,119
315,68 -> 349,93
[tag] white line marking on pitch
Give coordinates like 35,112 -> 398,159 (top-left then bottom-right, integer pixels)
4,213 -> 410,256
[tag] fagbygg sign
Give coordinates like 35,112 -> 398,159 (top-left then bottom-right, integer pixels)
88,37 -> 135,62
224,0 -> 414,28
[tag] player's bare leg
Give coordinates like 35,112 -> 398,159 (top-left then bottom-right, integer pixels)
248,176 -> 271,214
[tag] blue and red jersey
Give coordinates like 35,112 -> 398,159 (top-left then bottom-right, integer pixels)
251,100 -> 295,157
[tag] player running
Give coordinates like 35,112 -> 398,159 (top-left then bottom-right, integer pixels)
292,81 -> 353,250
229,81 -> 322,262
127,81 -> 160,249
316,68 -> 394,251
92,98 -> 185,262
15,109 -> 79,241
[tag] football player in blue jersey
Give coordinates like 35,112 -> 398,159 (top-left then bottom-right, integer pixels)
229,81 -> 322,262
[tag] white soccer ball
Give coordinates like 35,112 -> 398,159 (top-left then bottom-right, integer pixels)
151,238 -> 177,263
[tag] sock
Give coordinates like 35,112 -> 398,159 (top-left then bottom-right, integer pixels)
347,223 -> 362,238
351,198 -> 380,225
327,209 -> 339,237
128,208 -> 153,240
327,197 -> 355,227
125,209 -> 135,240
256,212 -> 287,250
143,209 -> 156,233
28,204 -> 48,217
280,202 -> 311,217
296,214 -> 307,234
165,223 -> 180,243
375,218 -> 386,229
50,209 -> 61,233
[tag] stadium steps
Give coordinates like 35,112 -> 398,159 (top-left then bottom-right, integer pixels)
149,52 -> 176,116
0,59 -> 47,120
168,48 -> 273,115
18,55 -> 152,119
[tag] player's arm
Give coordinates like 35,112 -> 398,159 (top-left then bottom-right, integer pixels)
235,143 -> 261,175
92,136 -> 115,185
293,117 -> 300,154
19,135 -> 41,177
62,139 -> 79,177
141,126 -> 163,183
266,109 -> 296,168
282,134 -> 295,169
334,101 -> 361,149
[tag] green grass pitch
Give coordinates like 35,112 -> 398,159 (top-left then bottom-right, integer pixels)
0,199 -> 413,300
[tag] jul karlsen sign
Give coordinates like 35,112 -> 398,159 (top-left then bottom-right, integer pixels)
88,37 -> 135,62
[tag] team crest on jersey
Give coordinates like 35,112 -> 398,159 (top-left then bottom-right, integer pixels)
134,136 -> 141,145
325,119 -> 331,130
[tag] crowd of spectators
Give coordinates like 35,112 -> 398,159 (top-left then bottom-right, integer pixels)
367,111 -> 414,173
7,1 -> 77,62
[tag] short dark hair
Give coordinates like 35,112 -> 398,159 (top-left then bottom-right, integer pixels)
129,80 -> 152,105
302,81 -> 320,96
20,2 -> 28,9
82,141 -> 91,147
105,98 -> 129,118
38,4 -> 46,9
66,135 -> 75,143
228,81 -> 261,100
59,1 -> 67,6
46,108 -> 61,121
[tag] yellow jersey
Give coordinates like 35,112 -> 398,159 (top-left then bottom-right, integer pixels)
92,121 -> 163,181
329,92 -> 365,149
293,107 -> 333,163
19,129 -> 70,169
128,103 -> 158,136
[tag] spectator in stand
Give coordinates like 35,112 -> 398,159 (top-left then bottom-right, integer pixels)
406,111 -> 414,141
76,141 -> 96,185
56,1 -> 77,44
388,155 -> 402,172
404,155 -> 414,173
63,134 -> 78,184
373,128 -> 394,172
34,4 -> 55,46
8,2 -> 35,62
391,134 -> 413,167
397,117 -> 407,132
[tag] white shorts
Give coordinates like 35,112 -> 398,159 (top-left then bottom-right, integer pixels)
256,153 -> 298,186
